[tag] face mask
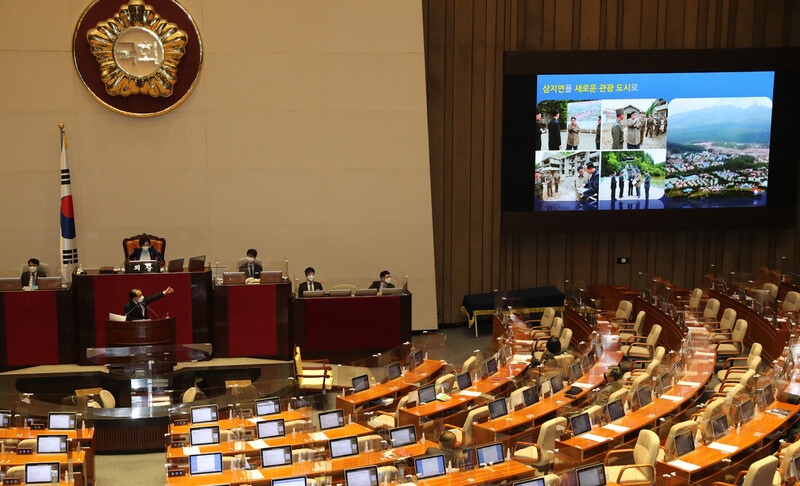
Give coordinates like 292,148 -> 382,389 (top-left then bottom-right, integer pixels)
142,245 -> 150,251
384,277 -> 392,284
137,295 -> 145,303
246,256 -> 255,263
29,266 -> 37,273
307,275 -> 315,282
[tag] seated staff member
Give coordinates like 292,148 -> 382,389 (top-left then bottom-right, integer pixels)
297,267 -> 322,297
369,270 -> 395,291
21,258 -> 47,287
124,286 -> 174,321
129,237 -> 164,264
238,248 -> 262,278
590,366 -> 622,407
540,336 -> 564,366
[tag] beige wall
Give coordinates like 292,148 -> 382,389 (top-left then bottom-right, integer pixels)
0,0 -> 438,330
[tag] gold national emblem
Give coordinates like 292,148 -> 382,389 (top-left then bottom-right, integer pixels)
86,0 -> 187,97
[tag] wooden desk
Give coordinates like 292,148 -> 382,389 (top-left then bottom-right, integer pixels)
417,460 -> 534,486
708,290 -> 786,363
0,428 -> 94,486
336,360 -> 445,415
169,410 -> 310,436
0,288 -> 74,370
0,451 -> 87,486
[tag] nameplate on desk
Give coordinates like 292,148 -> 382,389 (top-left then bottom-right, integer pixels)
668,459 -> 700,471
571,382 -> 593,389
459,390 -> 481,397
677,381 -> 701,387
708,442 -> 738,453
16,448 -> 32,455
168,470 -> 185,477
182,446 -> 201,456
3,479 -> 21,485
660,394 -> 684,402
580,433 -> 609,442
171,442 -> 185,448
30,424 -> 44,430
173,419 -> 188,426
694,351 -> 715,357
248,439 -> 268,449
602,424 -> 629,433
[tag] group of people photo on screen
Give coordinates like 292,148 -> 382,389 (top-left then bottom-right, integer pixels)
532,72 -> 773,211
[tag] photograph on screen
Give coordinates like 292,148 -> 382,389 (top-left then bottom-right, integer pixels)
536,99 -> 602,152
600,99 -> 668,150
534,150 -> 601,209
599,150 -> 666,208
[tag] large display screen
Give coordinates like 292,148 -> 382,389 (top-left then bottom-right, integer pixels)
534,71 -> 773,211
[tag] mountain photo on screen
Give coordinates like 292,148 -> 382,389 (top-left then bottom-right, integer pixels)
665,97 -> 771,206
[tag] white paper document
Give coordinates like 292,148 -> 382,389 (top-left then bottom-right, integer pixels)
659,394 -> 683,402
668,459 -> 700,471
247,439 -> 268,449
310,432 -> 329,442
677,381 -> 701,387
602,423 -> 629,433
571,382 -> 594,389
459,390 -> 482,397
247,470 -> 265,480
694,351 -> 715,357
182,446 -> 200,456
580,433 -> 609,442
708,442 -> 738,453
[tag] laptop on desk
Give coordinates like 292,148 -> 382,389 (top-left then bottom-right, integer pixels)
188,255 -> 206,271
0,278 -> 22,291
167,258 -> 184,273
37,277 -> 62,290
260,270 -> 283,283
222,272 -> 246,284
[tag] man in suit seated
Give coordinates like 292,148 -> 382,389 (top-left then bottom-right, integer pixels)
590,366 -> 622,407
369,270 -> 395,291
297,266 -> 323,297
238,248 -> 262,279
129,237 -> 164,264
21,258 -> 47,287
125,286 -> 174,321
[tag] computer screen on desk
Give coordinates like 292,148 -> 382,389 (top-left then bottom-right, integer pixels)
760,384 -> 775,408
167,258 -> 184,272
0,410 -> 11,428
189,452 -> 223,476
389,425 -> 416,447
456,372 -> 472,391
222,271 -> 245,284
257,419 -> 285,439
414,455 -> 446,479
36,277 -> 62,290
412,349 -> 425,368
188,255 -> 206,271
522,386 -> 539,407
488,398 -> 508,420
484,357 -> 498,377
549,373 -> 564,394
329,436 -> 359,459
568,360 -> 583,384
476,442 -> 505,466
674,430 -> 695,457
635,386 -> 653,409
514,479 -> 545,486
190,426 -> 220,446
605,399 -> 625,423
318,409 -> 344,430
710,414 -> 729,441
417,384 -> 436,405
47,412 -> 76,430
385,361 -> 402,381
571,412 -> 592,437
36,435 -> 67,454
0,277 -> 22,291
381,287 -> 404,295
254,397 -> 281,416
260,270 -> 283,283
738,399 -> 755,424
190,405 -> 218,424
352,374 -> 370,392
24,463 -> 59,485
576,463 -> 607,486
260,445 -> 293,468
272,476 -> 307,486
345,466 -> 379,486
583,350 -> 597,370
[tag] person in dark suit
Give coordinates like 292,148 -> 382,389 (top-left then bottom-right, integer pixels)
610,171 -> 617,201
129,237 -> 164,264
124,286 -> 174,321
238,248 -> 262,278
644,171 -> 651,200
547,110 -> 562,150
369,270 -> 395,291
533,112 -> 543,152
581,162 -> 599,200
618,172 -> 625,199
297,267 -> 323,297
21,258 -> 47,287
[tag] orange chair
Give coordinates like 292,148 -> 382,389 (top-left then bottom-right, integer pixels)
123,233 -> 166,262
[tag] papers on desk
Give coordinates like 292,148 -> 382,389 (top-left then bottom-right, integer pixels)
247,470 -> 265,480
459,390 -> 482,397
668,459 -> 700,472
694,351 -> 715,357
309,432 -> 329,442
182,446 -> 200,456
247,439 -> 268,449
677,381 -> 701,387
247,417 -> 262,425
708,442 -> 738,454
602,423 -> 629,433
515,340 -> 533,346
511,354 -> 532,364
659,394 -> 684,402
580,433 -> 609,442
689,327 -> 709,335
571,382 -> 594,389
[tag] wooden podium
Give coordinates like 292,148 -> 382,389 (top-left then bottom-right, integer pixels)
104,317 -> 176,347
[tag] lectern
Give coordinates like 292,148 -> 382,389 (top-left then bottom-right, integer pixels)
104,317 -> 176,347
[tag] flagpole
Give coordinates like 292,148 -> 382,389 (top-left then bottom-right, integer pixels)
59,123 -> 79,282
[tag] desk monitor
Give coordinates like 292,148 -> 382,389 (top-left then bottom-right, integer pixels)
499,345 -> 513,365
576,463 -> 607,486
522,386 -> 539,407
673,430 -> 695,458
355,288 -> 378,296
605,399 -> 625,423
125,260 -> 160,274
345,465 -> 379,486
352,374 -> 370,393
710,414 -> 729,441
657,372 -> 671,395
260,445 -> 293,468
222,271 -> 246,284
189,452 -> 223,476
414,455 -> 446,479
386,362 -> 402,381
303,290 -> 325,297
514,479 -> 546,486
549,373 -> 564,394
254,397 -> 281,416
571,412 -> 592,437
0,410 -> 11,428
738,399 -> 755,424
484,357 -> 498,377
257,419 -> 285,439
583,350 -> 597,371
418,384 -> 437,405
329,436 -> 360,459
381,287 -> 404,295
635,386 -> 653,409
272,477 -> 307,486
329,289 -> 352,297
456,372 -> 472,391
760,384 -> 775,408
476,442 -> 505,466
36,435 -> 67,454
568,360 -> 583,384
190,425 -> 220,446
0,277 -> 22,291
24,463 -> 59,485
260,270 -> 283,283
488,398 -> 508,420
190,405 -> 218,425
412,349 -> 425,368
167,258 -> 184,273
389,425 -> 417,447
318,409 -> 345,431
188,255 -> 206,271
47,412 -> 76,430
37,277 -> 62,290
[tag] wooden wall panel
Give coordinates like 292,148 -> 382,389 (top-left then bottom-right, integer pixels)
422,0 -> 800,324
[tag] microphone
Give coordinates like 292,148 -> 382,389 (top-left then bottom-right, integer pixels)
148,306 -> 161,319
